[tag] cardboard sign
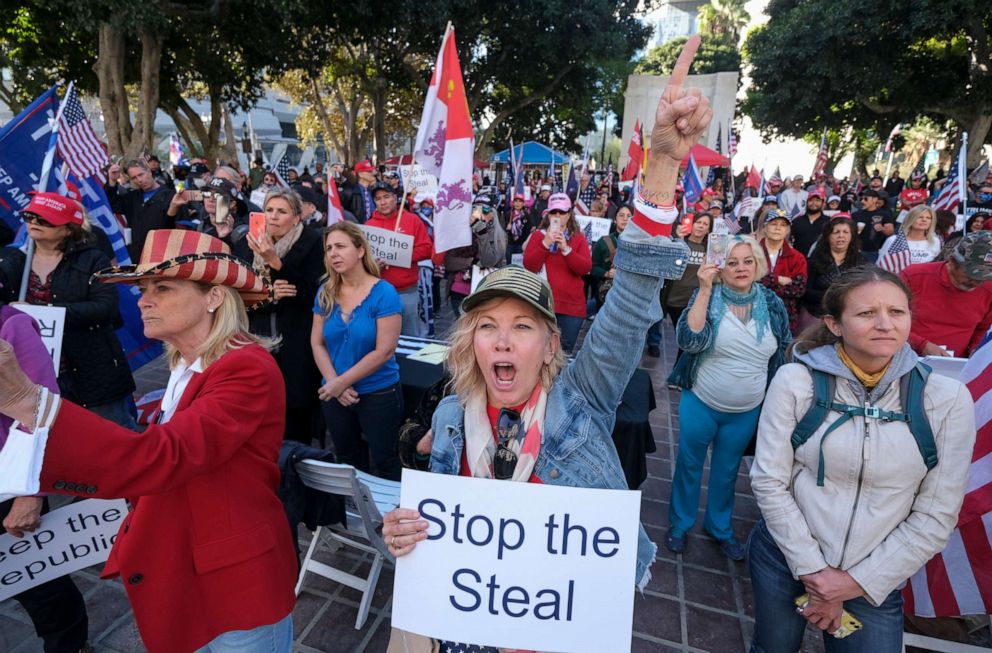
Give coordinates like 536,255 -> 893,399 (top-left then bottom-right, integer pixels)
15,304 -> 66,370
0,499 -> 128,601
360,225 -> 414,268
399,164 -> 439,201
575,216 -> 612,246
250,189 -> 268,209
392,470 -> 641,653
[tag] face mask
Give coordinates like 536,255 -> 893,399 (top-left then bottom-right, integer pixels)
978,193 -> 992,203
193,177 -> 207,189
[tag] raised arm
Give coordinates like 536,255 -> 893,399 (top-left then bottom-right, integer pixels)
562,36 -> 713,415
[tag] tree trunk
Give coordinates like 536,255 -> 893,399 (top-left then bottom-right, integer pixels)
371,77 -> 387,163
126,29 -> 162,160
965,113 -> 991,167
162,106 -> 200,157
95,23 -> 132,157
221,103 -> 238,165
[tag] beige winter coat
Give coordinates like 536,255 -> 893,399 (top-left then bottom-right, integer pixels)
751,357 -> 976,606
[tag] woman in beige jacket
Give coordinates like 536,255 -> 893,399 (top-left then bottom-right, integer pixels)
748,266 -> 976,652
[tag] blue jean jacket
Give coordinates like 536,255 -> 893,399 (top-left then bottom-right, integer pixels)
430,222 -> 689,590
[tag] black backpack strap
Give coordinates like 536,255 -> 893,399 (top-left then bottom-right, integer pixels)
791,368 -> 835,450
900,362 -> 938,471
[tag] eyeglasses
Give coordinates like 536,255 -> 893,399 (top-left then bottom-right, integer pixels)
494,408 -> 522,480
24,213 -> 55,228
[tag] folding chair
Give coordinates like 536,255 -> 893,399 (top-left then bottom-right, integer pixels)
293,459 -> 400,629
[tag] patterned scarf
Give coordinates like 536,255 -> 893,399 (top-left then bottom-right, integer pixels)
708,283 -> 770,344
464,383 -> 547,482
252,221 -> 304,276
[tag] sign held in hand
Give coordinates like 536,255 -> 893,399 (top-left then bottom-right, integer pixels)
360,225 -> 414,268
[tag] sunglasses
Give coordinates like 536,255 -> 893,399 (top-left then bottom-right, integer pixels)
493,408 -> 522,480
24,213 -> 55,228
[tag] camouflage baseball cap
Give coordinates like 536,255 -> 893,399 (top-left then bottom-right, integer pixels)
951,231 -> 992,281
461,265 -> 556,323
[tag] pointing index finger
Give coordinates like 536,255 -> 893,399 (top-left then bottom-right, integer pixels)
669,34 -> 701,89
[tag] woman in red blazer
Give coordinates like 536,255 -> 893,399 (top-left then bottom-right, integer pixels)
0,229 -> 298,653
523,192 -> 592,353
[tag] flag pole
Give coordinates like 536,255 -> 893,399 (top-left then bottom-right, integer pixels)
960,131 -> 969,216
19,81 -> 74,302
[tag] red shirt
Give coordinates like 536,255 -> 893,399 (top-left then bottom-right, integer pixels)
365,209 -> 434,291
899,187 -> 928,209
522,230 -> 592,318
901,262 -> 992,357
459,403 -> 542,483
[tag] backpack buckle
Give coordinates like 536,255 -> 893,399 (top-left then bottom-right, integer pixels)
864,406 -> 881,420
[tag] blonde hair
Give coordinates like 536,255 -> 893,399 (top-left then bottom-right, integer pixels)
262,187 -> 303,217
166,284 -> 276,369
723,236 -> 769,281
315,222 -> 381,316
445,297 -> 568,405
902,205 -> 938,246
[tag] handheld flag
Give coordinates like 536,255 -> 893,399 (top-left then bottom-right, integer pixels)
56,86 -> 108,181
877,230 -> 911,274
413,23 -> 474,253
811,128 -> 828,180
681,155 -> 704,203
746,165 -> 761,191
169,134 -> 188,167
622,119 -> 643,181
326,176 -> 346,224
931,134 -> 967,213
727,120 -> 737,157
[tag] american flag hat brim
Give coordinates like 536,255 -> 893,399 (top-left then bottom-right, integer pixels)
94,229 -> 270,306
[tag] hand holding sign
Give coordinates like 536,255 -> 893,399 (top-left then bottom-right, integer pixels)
649,35 -> 712,165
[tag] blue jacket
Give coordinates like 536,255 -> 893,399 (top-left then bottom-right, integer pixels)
667,285 -> 792,389
431,222 -> 690,589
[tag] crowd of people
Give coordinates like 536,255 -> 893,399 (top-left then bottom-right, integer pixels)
0,34 -> 990,653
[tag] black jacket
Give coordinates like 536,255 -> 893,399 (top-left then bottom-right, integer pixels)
105,184 -> 175,260
233,227 -> 325,409
339,182 -> 373,224
0,241 -> 135,407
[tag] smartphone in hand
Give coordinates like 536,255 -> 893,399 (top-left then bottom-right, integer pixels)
706,233 -> 730,268
185,190 -> 203,203
249,212 -> 266,241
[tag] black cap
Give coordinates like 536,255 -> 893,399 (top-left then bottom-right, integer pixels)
860,189 -> 881,199
473,192 -> 494,207
294,184 -> 318,205
147,154 -> 160,163
206,177 -> 239,200
461,266 -> 556,323
189,162 -> 209,177
369,181 -> 395,198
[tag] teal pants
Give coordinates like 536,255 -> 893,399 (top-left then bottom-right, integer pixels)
669,389 -> 761,540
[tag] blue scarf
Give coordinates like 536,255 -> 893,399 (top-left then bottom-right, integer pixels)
709,283 -> 770,344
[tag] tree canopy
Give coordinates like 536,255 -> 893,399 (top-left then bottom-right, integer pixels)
743,0 -> 992,164
635,35 -> 741,77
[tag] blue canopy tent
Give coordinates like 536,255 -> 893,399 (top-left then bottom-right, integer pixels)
490,141 -> 572,165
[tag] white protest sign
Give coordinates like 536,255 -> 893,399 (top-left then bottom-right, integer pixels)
469,265 -> 497,293
399,164 -> 439,201
575,216 -> 612,245
360,225 -> 414,268
392,470 -> 641,653
0,499 -> 128,601
15,304 -> 66,370
250,189 -> 268,209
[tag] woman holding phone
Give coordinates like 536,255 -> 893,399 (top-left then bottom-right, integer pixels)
381,36 -> 713,652
666,235 -> 791,559
523,193 -> 592,353
234,188 -> 325,444
311,222 -> 404,480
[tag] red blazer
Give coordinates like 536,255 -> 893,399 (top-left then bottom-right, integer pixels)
39,344 -> 298,653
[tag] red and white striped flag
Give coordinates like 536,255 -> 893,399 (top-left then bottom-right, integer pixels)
876,230 -> 912,275
810,128 -> 828,180
904,330 -> 992,617
56,84 -> 108,182
931,135 -> 967,213
326,178 -> 345,224
727,120 -> 737,158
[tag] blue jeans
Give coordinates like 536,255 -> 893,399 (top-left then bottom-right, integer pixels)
87,397 -> 138,431
747,520 -> 905,653
194,614 -> 292,653
669,390 -> 760,540
398,285 -> 426,337
322,382 -> 403,481
556,314 -> 584,353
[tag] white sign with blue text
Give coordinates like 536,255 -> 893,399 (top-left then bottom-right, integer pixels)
391,469 -> 641,652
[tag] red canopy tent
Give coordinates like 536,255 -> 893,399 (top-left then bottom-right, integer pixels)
383,153 -> 490,169
681,144 -> 730,167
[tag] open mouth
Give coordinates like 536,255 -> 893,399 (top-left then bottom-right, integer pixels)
493,363 -> 516,389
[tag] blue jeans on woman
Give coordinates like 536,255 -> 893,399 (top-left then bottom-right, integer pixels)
556,314 -> 584,353
194,613 -> 293,653
669,390 -> 760,540
747,520 -> 905,653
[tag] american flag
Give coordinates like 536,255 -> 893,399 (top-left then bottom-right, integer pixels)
911,156 -> 926,180
622,119 -> 643,181
876,229 -> 912,274
728,120 -> 737,157
56,85 -> 108,181
932,139 -> 966,213
715,124 -> 723,155
769,166 -> 782,186
681,154 -> 704,203
810,128 -> 828,180
271,151 -> 293,187
904,330 -> 992,617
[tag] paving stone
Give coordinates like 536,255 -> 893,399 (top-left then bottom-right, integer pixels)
632,594 -> 683,643
0,613 -> 37,653
684,566 -> 737,613
687,604 -> 744,650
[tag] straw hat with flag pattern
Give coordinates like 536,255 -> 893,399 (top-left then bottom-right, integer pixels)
95,229 -> 270,306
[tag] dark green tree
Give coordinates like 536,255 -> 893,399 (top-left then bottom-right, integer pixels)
743,0 -> 992,165
635,35 -> 741,76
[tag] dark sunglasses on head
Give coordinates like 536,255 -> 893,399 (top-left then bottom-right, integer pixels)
548,209 -> 568,216
494,408 -> 522,480
24,213 -> 55,228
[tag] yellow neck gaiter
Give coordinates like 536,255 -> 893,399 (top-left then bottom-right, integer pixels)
837,344 -> 889,389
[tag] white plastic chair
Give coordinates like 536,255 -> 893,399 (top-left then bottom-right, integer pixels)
293,459 -> 400,629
